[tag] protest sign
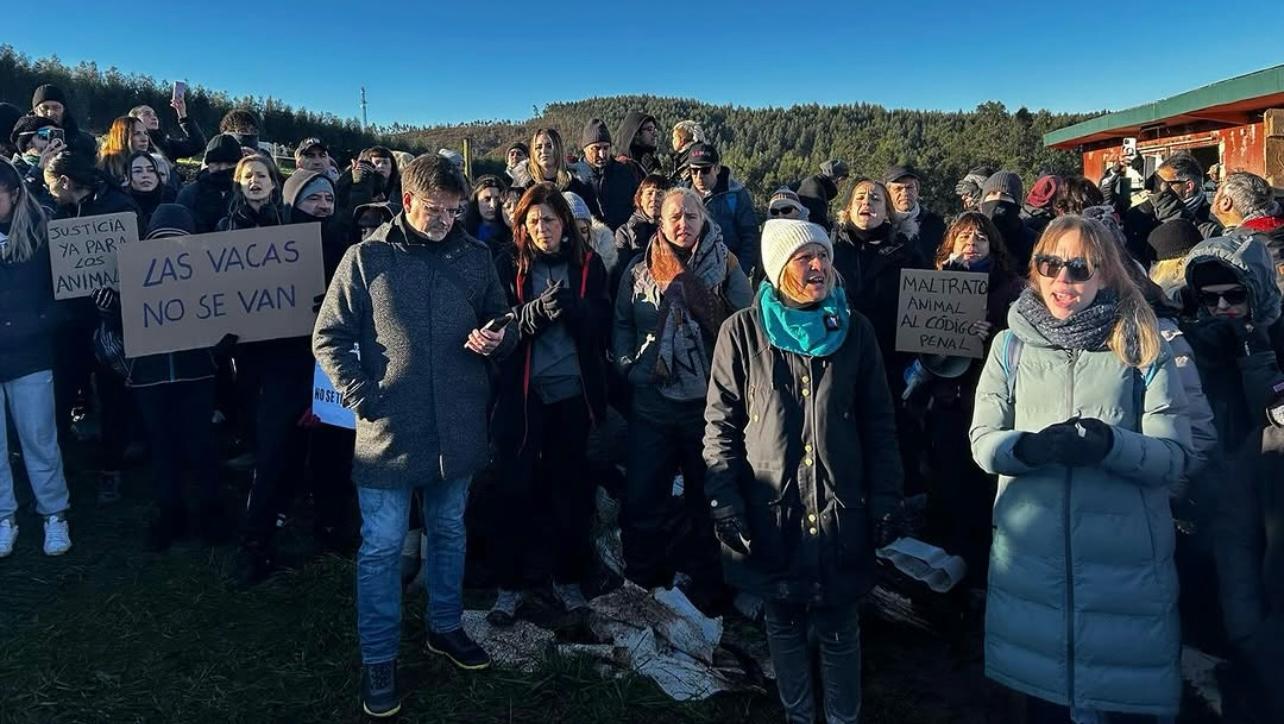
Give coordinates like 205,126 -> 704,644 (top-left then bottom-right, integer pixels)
48,212 -> 139,300
117,223 -> 325,358
312,356 -> 356,430
894,269 -> 989,359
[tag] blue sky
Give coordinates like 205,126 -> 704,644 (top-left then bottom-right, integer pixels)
12,1 -> 1278,128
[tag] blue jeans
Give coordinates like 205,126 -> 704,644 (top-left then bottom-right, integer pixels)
356,477 -> 470,664
763,600 -> 862,724
0,370 -> 70,522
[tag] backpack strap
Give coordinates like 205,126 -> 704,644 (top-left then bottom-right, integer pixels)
998,330 -> 1023,402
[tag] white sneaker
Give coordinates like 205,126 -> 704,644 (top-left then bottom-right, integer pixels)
43,514 -> 71,556
0,519 -> 17,557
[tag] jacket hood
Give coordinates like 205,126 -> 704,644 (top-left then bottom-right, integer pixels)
282,168 -> 334,210
615,111 -> 656,153
1185,234 -> 1282,326
1005,299 -> 1059,349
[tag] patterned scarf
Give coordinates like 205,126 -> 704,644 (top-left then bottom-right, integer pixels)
647,226 -> 731,401
1015,286 -> 1120,352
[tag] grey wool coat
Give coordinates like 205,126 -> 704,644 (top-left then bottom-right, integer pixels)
312,215 -> 515,488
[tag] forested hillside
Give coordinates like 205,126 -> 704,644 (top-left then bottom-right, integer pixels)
0,45 -> 392,158
1,45 -> 1098,214
394,96 -> 1098,215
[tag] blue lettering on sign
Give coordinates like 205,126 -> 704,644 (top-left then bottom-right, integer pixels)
236,285 -> 296,313
207,242 -> 301,272
195,293 -> 227,320
142,298 -> 186,327
142,253 -> 193,287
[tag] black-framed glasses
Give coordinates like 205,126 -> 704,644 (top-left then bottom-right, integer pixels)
1198,287 -> 1248,306
1034,254 -> 1094,282
769,206 -> 798,217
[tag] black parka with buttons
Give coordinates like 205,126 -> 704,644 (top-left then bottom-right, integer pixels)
703,302 -> 903,605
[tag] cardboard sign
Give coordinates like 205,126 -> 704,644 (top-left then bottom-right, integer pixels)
312,356 -> 356,430
117,223 -> 325,358
894,269 -> 990,359
48,212 -> 139,299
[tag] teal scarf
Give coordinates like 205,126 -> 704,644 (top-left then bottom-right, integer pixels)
757,282 -> 850,357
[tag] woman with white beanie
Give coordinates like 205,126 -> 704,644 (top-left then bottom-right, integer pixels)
704,219 -> 903,723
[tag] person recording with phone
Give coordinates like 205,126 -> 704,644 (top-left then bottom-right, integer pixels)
8,115 -> 64,207
128,81 -> 207,164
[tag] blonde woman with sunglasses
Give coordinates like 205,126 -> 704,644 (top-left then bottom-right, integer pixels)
970,215 -> 1192,721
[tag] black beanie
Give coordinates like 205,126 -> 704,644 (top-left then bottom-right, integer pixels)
31,84 -> 67,109
0,103 -> 23,142
9,114 -> 56,147
1188,258 -> 1242,290
203,134 -> 243,165
581,118 -> 611,149
145,203 -> 196,238
1147,220 -> 1203,261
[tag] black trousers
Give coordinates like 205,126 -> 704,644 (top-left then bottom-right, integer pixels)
924,402 -> 995,584
240,355 -> 312,546
492,395 -> 595,589
619,403 -> 720,591
308,423 -> 355,533
133,379 -> 218,513
94,359 -> 132,471
53,321 -> 93,438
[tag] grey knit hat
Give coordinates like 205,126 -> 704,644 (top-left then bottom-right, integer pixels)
982,171 -> 1023,203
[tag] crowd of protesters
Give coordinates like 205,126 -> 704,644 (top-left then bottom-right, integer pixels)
1,82 -> 1283,723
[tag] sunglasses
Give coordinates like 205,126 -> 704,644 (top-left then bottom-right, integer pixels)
689,166 -> 715,176
1034,254 -> 1094,282
1198,287 -> 1248,306
769,206 -> 798,217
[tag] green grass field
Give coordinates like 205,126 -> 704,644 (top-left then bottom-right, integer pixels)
0,438 -> 1217,723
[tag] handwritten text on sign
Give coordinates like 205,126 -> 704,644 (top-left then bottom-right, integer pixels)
48,212 -> 139,300
312,358 -> 356,430
895,269 -> 989,359
117,223 -> 325,358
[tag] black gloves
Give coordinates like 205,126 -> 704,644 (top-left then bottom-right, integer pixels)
712,506 -> 752,556
1229,319 -> 1274,357
1059,418 -> 1114,467
1013,418 -> 1114,468
1013,422 -> 1079,467
517,283 -> 561,333
213,333 -> 239,356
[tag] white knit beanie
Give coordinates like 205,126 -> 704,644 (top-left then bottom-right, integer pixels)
761,220 -> 832,288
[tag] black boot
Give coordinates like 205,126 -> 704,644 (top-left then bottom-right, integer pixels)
145,508 -> 188,553
232,540 -> 276,588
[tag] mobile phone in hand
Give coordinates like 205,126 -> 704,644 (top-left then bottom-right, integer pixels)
48,128 -> 65,143
172,81 -> 187,103
483,313 -> 514,333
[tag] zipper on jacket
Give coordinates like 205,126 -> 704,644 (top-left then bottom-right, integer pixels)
1063,349 -> 1078,706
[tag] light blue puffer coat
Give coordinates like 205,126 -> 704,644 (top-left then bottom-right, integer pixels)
970,303 -> 1192,716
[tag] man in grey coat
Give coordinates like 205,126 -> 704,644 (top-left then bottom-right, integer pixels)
313,155 -> 515,719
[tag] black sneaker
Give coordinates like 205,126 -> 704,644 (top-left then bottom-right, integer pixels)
426,629 -> 491,670
359,660 -> 400,718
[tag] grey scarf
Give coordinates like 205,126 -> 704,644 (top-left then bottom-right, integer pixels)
1016,287 -> 1120,352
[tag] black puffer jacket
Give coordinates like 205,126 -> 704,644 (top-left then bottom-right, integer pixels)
612,210 -> 656,292
1124,192 -> 1222,266
704,300 -> 903,605
1215,424 -> 1284,721
831,221 -> 928,392
0,228 -> 59,383
575,159 -> 639,231
176,168 -> 234,234
493,249 -> 611,441
148,117 -> 207,161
